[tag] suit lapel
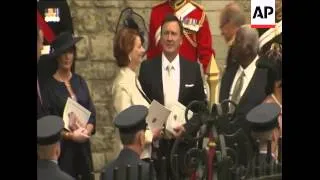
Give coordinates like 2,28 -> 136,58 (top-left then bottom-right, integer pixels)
219,65 -> 238,102
238,68 -> 260,107
178,56 -> 186,102
154,56 -> 164,104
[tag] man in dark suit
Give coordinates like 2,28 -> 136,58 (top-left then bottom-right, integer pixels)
218,26 -> 268,165
219,2 -> 246,70
37,27 -> 49,119
100,105 -> 156,180
139,14 -> 206,179
37,115 -> 74,180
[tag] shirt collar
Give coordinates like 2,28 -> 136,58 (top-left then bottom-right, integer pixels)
162,53 -> 180,71
239,55 -> 259,77
227,35 -> 235,47
121,67 -> 137,77
50,160 -> 58,164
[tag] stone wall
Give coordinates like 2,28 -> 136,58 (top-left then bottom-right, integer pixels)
66,0 -> 251,178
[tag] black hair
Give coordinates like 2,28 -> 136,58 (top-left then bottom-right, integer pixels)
258,44 -> 282,94
161,14 -> 184,35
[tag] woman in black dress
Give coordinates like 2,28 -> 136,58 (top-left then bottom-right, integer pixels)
43,31 -> 96,180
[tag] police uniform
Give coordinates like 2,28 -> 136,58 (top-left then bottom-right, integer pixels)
246,103 -> 281,164
147,0 -> 219,75
100,105 -> 156,180
37,0 -> 74,87
37,115 -> 75,180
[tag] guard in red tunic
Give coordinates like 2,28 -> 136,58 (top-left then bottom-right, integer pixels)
37,0 -> 75,88
147,0 -> 220,105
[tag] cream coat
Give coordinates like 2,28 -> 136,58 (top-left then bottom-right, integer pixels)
112,67 -> 152,159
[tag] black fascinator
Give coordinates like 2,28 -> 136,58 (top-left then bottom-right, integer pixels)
256,43 -> 282,94
256,43 -> 282,80
115,7 -> 149,50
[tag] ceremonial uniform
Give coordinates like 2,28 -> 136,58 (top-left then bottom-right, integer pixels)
147,0 -> 218,74
37,0 -> 75,88
37,0 -> 74,50
246,103 -> 281,164
100,105 -> 156,180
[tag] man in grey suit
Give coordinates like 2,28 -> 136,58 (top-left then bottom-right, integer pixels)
37,115 -> 74,180
100,105 -> 156,180
218,26 -> 268,166
219,26 -> 268,134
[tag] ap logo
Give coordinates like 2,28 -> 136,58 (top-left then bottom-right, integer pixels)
251,0 -> 275,28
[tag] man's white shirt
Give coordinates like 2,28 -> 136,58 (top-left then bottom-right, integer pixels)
162,53 -> 180,109
229,55 -> 259,100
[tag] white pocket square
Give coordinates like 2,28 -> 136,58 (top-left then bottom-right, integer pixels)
185,84 -> 194,88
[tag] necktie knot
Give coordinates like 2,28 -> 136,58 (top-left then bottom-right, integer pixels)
166,64 -> 174,70
230,71 -> 245,112
166,64 -> 174,77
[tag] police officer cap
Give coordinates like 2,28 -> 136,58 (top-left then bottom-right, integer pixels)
37,115 -> 64,145
246,103 -> 281,132
114,105 -> 148,134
